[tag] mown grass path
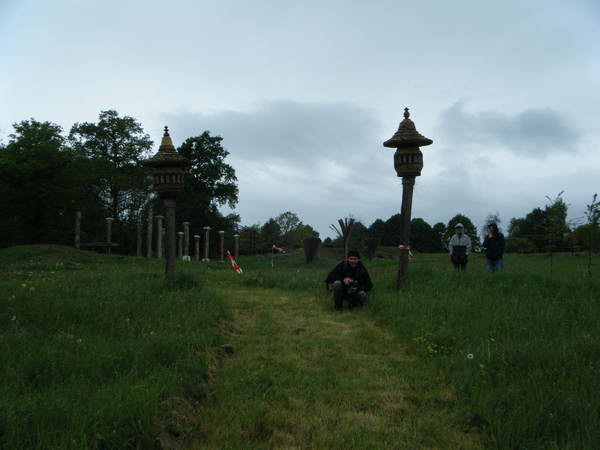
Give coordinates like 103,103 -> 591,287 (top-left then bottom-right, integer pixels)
190,286 -> 482,449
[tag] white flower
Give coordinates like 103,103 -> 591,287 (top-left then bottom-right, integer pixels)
11,315 -> 17,321
467,353 -> 474,360
21,283 -> 27,288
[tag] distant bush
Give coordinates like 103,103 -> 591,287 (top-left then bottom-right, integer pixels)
506,236 -> 536,253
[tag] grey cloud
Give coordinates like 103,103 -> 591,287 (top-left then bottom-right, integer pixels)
436,100 -> 580,158
163,100 -> 383,166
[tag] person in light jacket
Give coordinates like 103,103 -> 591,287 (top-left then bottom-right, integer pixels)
448,223 -> 471,271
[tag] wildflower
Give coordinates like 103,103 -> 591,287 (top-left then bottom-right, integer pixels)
467,353 -> 474,360
21,283 -> 27,288
76,338 -> 82,344
11,315 -> 17,321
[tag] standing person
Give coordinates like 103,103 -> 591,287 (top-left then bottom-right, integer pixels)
448,223 -> 471,270
483,222 -> 505,272
325,250 -> 373,311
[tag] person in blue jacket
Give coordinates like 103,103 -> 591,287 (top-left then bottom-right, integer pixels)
482,223 -> 505,272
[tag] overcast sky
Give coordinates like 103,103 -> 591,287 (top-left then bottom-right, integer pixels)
2,0 -> 599,238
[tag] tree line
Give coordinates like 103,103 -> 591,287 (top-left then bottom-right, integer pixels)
0,111 -> 239,253
1,111 -> 597,256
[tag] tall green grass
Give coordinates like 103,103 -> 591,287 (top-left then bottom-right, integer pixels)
0,245 -> 229,450
219,250 -> 600,449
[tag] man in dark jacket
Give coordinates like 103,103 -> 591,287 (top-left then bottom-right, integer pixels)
482,223 -> 505,272
325,249 -> 373,310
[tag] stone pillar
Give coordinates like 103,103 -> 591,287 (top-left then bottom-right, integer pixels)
218,230 -> 225,261
155,215 -> 164,258
164,200 -> 176,281
161,228 -> 166,259
146,207 -> 153,258
202,226 -> 211,262
136,221 -> 143,257
234,234 -> 240,260
74,211 -> 81,250
183,222 -> 190,257
105,217 -> 114,255
194,235 -> 201,261
177,231 -> 184,259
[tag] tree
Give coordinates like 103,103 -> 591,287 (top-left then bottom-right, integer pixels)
260,218 -> 281,252
367,219 -> 386,244
275,211 -> 301,235
382,214 -> 403,246
410,218 -> 434,252
443,214 -> 481,251
69,110 -> 153,223
175,131 -> 239,238
508,192 -> 569,253
239,224 -> 261,255
0,119 -> 96,246
431,222 -> 447,253
347,221 -> 368,250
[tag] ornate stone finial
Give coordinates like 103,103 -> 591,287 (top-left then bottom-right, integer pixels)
404,107 -> 410,119
164,126 -> 170,136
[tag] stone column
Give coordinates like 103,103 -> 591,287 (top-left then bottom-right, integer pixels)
155,215 -> 164,258
74,211 -> 81,250
177,231 -> 184,259
161,228 -> 166,259
194,235 -> 201,261
218,230 -> 225,261
202,226 -> 211,262
164,200 -> 176,281
183,222 -> 190,257
146,207 -> 153,258
136,221 -> 143,257
234,234 -> 240,260
105,217 -> 114,255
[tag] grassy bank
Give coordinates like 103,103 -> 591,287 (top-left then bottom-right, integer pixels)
2,245 -> 599,448
0,245 -> 229,450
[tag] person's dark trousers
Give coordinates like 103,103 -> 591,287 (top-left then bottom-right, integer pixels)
452,261 -> 467,271
332,280 -> 345,310
331,280 -> 366,310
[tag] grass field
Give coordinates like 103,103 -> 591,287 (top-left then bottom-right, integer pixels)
1,245 -> 599,449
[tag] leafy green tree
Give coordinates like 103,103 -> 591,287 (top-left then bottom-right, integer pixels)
69,110 -> 153,223
0,119 -> 96,246
443,214 -> 481,251
260,218 -> 281,252
239,224 -> 261,255
382,214 -> 403,246
347,221 -> 368,250
508,192 -> 569,253
175,131 -> 239,239
410,218 -> 434,252
431,222 -> 447,253
506,236 -> 537,253
275,211 -> 301,235
367,219 -> 386,244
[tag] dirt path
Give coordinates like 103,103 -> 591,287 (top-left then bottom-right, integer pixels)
189,288 -> 482,449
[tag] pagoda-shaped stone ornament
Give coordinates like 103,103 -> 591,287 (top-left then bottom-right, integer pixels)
142,127 -> 191,199
383,107 -> 432,177
383,108 -> 433,289
142,127 -> 191,281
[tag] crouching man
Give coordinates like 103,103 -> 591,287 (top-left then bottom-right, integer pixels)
325,249 -> 373,310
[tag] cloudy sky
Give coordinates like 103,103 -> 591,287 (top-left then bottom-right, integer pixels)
2,0 -> 599,238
